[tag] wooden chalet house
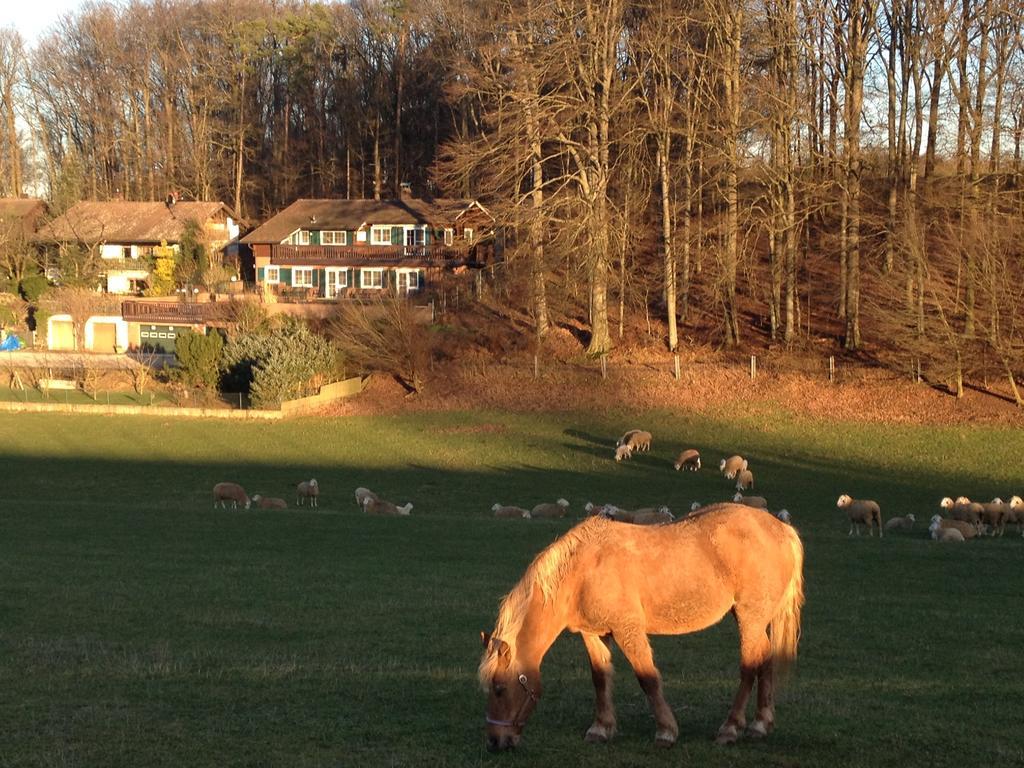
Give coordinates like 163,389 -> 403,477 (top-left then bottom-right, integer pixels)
36,199 -> 239,295
241,190 -> 494,301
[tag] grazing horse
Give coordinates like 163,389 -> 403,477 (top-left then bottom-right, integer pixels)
479,503 -> 804,752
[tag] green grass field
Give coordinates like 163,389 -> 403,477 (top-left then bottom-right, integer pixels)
1,410 -> 1022,767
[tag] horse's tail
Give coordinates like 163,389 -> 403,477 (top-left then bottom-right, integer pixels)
770,529 -> 805,683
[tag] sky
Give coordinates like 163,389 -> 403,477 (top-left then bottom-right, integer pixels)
6,0 -> 85,44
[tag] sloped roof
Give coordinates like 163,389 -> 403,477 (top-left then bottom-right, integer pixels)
0,198 -> 48,238
240,197 -> 486,244
37,201 -> 234,244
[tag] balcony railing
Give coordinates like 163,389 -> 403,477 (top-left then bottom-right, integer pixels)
100,258 -> 152,272
269,243 -> 474,265
121,300 -> 222,323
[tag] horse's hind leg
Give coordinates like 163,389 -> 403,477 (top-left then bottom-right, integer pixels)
613,629 -> 678,747
581,632 -> 617,743
748,658 -> 775,738
717,613 -> 771,745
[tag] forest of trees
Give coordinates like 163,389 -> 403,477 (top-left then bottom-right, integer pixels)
0,0 -> 1022,399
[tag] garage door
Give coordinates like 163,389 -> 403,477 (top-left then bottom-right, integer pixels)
90,323 -> 118,353
49,320 -> 75,351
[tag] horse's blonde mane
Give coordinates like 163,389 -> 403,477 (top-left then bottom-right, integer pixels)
478,517 -> 610,687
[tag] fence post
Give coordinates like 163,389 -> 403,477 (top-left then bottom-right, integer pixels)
673,353 -> 680,381
828,355 -> 835,383
750,355 -> 757,381
534,354 -> 539,379
601,355 -> 608,380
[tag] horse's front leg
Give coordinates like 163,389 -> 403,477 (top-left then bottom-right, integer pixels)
613,628 -> 678,748
581,632 -> 616,743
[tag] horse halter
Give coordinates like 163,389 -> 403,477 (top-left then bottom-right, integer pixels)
485,673 -> 540,729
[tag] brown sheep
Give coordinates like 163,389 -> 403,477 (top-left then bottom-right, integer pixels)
673,449 -> 701,471
929,515 -> 979,540
251,494 -> 289,510
837,494 -> 883,537
213,482 -> 250,510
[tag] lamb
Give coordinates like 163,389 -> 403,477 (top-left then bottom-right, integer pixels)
883,513 -> 916,532
602,506 -> 674,525
719,455 -> 748,479
492,503 -> 531,519
296,478 -> 319,508
354,487 -> 379,509
614,444 -> 634,462
930,521 -> 965,542
363,496 -> 413,516
213,482 -> 250,510
979,498 -> 1008,536
251,494 -> 289,510
733,493 -> 767,509
775,509 -> 792,524
673,449 -> 701,471
929,514 -> 978,540
735,469 -> 754,491
836,494 -> 883,537
531,499 -> 570,518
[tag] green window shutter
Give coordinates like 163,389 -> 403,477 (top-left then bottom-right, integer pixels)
382,269 -> 390,289
280,267 -> 292,285
257,267 -> 264,282
390,226 -> 402,245
315,269 -> 324,288
310,230 -> 321,245
424,228 -> 431,245
347,230 -> 356,246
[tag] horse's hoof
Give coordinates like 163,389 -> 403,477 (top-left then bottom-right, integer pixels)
654,729 -> 677,748
715,724 -> 740,745
585,724 -> 612,743
746,720 -> 770,738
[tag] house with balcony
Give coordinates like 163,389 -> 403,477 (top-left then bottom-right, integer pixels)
240,193 -> 494,301
36,199 -> 240,294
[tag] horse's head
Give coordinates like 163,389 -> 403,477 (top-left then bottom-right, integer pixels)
479,631 -> 542,751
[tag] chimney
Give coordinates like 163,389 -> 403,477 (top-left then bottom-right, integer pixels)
399,182 -> 412,200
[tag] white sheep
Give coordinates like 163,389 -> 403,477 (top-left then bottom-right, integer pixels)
363,496 -> 412,516
213,482 -> 250,510
673,449 -> 701,471
884,513 -> 916,532
585,501 -> 621,517
929,514 -> 978,540
979,498 -> 1008,536
941,496 -> 982,525
296,478 -> 319,508
1006,496 -> 1024,536
251,494 -> 289,510
733,493 -> 767,509
614,444 -> 633,462
531,499 -> 570,518
837,494 -> 883,537
775,509 -> 792,524
354,487 -> 379,508
603,506 -> 673,525
719,455 -> 747,479
929,517 -> 965,542
623,430 -> 652,453
688,501 -> 703,516
735,469 -> 754,491
492,503 -> 531,519
616,429 -> 643,447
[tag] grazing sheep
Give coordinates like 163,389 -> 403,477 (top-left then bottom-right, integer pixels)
354,487 -> 379,508
625,430 -> 652,453
930,521 -> 966,542
296,478 -> 319,508
531,499 -> 570,518
614,444 -> 634,462
602,506 -> 674,525
616,429 -> 643,447
363,496 -> 413,516
719,455 -> 747,479
733,493 -> 767,509
492,503 -> 531,519
941,496 -> 982,525
673,449 -> 701,471
251,494 -> 289,510
929,515 -> 978,540
213,482 -> 250,510
979,498 -> 1008,536
837,494 -> 883,537
884,514 -> 916,532
775,509 -> 792,524
1006,496 -> 1024,535
735,469 -> 754,491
